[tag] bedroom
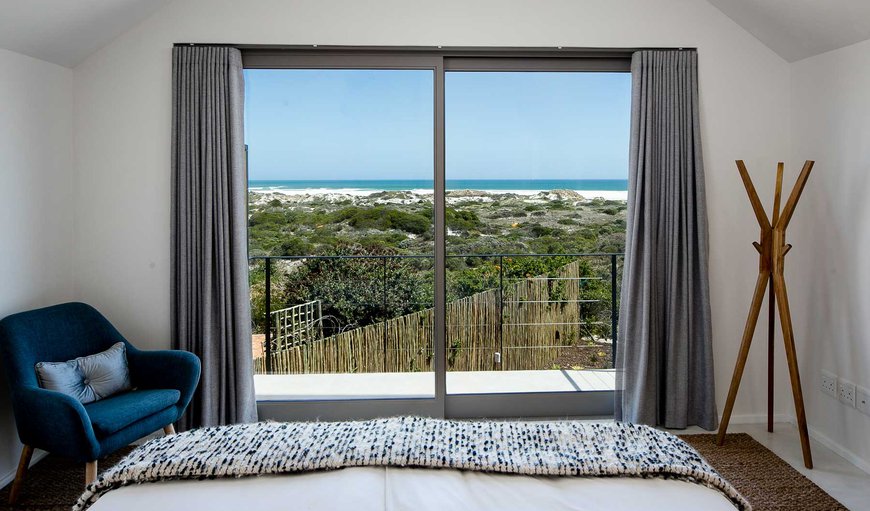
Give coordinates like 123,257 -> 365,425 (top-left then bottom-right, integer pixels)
0,0 -> 869,509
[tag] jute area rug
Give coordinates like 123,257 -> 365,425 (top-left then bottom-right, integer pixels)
681,433 -> 848,511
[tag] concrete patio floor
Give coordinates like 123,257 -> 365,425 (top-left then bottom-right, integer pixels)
255,369 -> 615,400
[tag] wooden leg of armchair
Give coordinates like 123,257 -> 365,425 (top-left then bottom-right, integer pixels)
163,424 -> 176,435
8,445 -> 33,505
85,460 -> 98,486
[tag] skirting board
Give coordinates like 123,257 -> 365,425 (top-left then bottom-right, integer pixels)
728,413 -> 792,425
0,449 -> 47,489
805,423 -> 870,475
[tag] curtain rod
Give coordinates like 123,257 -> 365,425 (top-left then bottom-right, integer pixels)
172,43 -> 696,54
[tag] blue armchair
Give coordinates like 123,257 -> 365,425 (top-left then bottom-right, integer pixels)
0,302 -> 200,503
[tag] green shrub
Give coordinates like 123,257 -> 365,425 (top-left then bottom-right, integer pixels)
333,206 -> 430,235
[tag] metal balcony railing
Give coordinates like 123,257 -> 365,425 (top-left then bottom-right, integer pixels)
250,253 -> 622,374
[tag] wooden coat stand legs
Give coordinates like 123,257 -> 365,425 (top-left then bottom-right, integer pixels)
716,160 -> 815,469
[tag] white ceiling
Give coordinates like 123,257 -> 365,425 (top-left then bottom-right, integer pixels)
1,0 -> 870,67
0,0 -> 172,68
706,0 -> 870,62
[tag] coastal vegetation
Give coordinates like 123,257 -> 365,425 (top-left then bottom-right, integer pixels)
248,189 -> 627,371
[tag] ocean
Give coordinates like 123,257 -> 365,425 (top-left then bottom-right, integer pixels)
248,179 -> 628,194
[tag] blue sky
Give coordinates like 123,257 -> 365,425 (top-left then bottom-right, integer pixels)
244,69 -> 630,181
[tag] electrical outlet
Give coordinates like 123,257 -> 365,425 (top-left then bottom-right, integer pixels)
838,380 -> 857,407
821,370 -> 838,398
857,386 -> 870,416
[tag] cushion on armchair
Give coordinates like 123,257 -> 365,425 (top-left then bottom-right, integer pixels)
85,389 -> 181,436
35,342 -> 132,404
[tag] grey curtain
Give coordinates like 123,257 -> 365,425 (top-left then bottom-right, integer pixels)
171,46 -> 257,429
615,50 -> 717,430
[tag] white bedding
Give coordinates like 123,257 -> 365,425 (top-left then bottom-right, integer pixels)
90,466 -> 737,511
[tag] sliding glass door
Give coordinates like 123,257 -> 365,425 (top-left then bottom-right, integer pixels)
245,65 -> 438,403
242,49 -> 629,419
444,71 -> 630,398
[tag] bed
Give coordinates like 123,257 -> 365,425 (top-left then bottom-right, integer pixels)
79,417 -> 748,511
89,466 -> 740,510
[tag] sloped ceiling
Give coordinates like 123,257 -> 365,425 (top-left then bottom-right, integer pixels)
706,0 -> 870,62
0,0 -> 172,68
1,0 -> 870,67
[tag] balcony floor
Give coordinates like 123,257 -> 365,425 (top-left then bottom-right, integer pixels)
255,369 -> 615,401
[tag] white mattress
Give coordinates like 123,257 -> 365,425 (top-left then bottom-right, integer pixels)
89,466 -> 736,510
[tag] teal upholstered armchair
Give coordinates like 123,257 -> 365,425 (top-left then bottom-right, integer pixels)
0,303 -> 201,504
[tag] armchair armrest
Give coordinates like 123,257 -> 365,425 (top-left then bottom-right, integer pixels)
126,348 -> 201,413
12,386 -> 99,461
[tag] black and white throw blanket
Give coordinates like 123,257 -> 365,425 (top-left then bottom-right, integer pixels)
75,417 -> 749,510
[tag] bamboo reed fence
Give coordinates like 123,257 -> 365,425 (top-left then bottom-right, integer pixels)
253,259 -> 614,374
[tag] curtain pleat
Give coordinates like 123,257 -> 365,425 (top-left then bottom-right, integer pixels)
171,46 -> 257,429
616,50 -> 717,430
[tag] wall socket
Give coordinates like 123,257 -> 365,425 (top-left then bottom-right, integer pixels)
857,386 -> 870,416
822,370 -> 870,415
838,380 -> 857,407
821,370 -> 838,398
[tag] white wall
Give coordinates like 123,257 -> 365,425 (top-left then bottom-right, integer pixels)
73,0 -> 792,420
0,48 -> 75,483
16,0 -> 870,485
4,0 -> 868,485
789,38 -> 870,471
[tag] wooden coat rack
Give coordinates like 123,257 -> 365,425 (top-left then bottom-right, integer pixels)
716,160 -> 815,469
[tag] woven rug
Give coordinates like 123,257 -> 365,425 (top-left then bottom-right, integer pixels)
0,433 -> 847,510
0,448 -> 133,511
681,433 -> 848,511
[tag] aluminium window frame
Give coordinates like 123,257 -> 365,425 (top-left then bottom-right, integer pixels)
238,46 -> 631,421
